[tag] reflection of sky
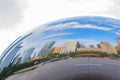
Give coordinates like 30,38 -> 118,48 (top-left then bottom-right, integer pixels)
19,16 -> 120,54
46,16 -> 120,28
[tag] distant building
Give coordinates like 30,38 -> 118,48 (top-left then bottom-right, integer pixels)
38,41 -> 55,56
60,41 -> 79,54
52,47 -> 61,54
21,48 -> 35,63
97,41 -> 117,54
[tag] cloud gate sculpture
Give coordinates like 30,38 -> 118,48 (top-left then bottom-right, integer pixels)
1,16 -> 120,80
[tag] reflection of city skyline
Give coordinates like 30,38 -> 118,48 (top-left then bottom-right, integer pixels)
1,38 -> 120,71
1,16 -> 120,72
38,40 -> 120,57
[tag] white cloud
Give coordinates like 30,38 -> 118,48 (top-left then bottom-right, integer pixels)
0,0 -> 26,29
105,0 -> 120,19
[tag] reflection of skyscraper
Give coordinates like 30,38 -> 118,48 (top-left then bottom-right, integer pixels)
89,45 -> 94,48
16,57 -> 22,65
97,41 -> 117,54
21,48 -> 35,63
60,41 -> 79,54
116,39 -> 120,54
0,43 -> 22,71
11,53 -> 21,65
38,41 -> 55,56
0,33 -> 32,64
116,38 -> 120,44
79,44 -> 85,48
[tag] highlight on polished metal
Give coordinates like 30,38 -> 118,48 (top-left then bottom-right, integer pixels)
1,16 -> 120,80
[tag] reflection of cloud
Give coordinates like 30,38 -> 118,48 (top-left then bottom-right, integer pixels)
115,32 -> 120,35
40,32 -> 72,41
22,32 -> 72,51
74,24 -> 113,31
34,20 -> 116,35
0,0 -> 26,29
46,22 -> 113,31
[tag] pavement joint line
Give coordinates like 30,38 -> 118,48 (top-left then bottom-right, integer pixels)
75,63 -> 103,66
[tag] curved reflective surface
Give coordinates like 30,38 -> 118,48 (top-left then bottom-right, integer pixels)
1,16 -> 120,80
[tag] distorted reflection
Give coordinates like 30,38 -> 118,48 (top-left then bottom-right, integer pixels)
1,16 -> 120,80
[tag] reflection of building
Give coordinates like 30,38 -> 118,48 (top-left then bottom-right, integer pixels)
11,53 -> 21,65
77,41 -> 118,54
31,56 -> 42,61
21,48 -> 35,63
30,56 -> 47,61
0,33 -> 32,64
60,41 -> 79,54
77,48 -> 101,52
52,47 -> 61,54
89,45 -> 94,48
79,44 -> 85,48
43,49 -> 53,56
0,43 -> 22,71
97,41 -> 117,54
12,56 -> 22,65
15,57 -> 22,65
115,39 -> 120,54
0,33 -> 32,71
38,41 -> 55,56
